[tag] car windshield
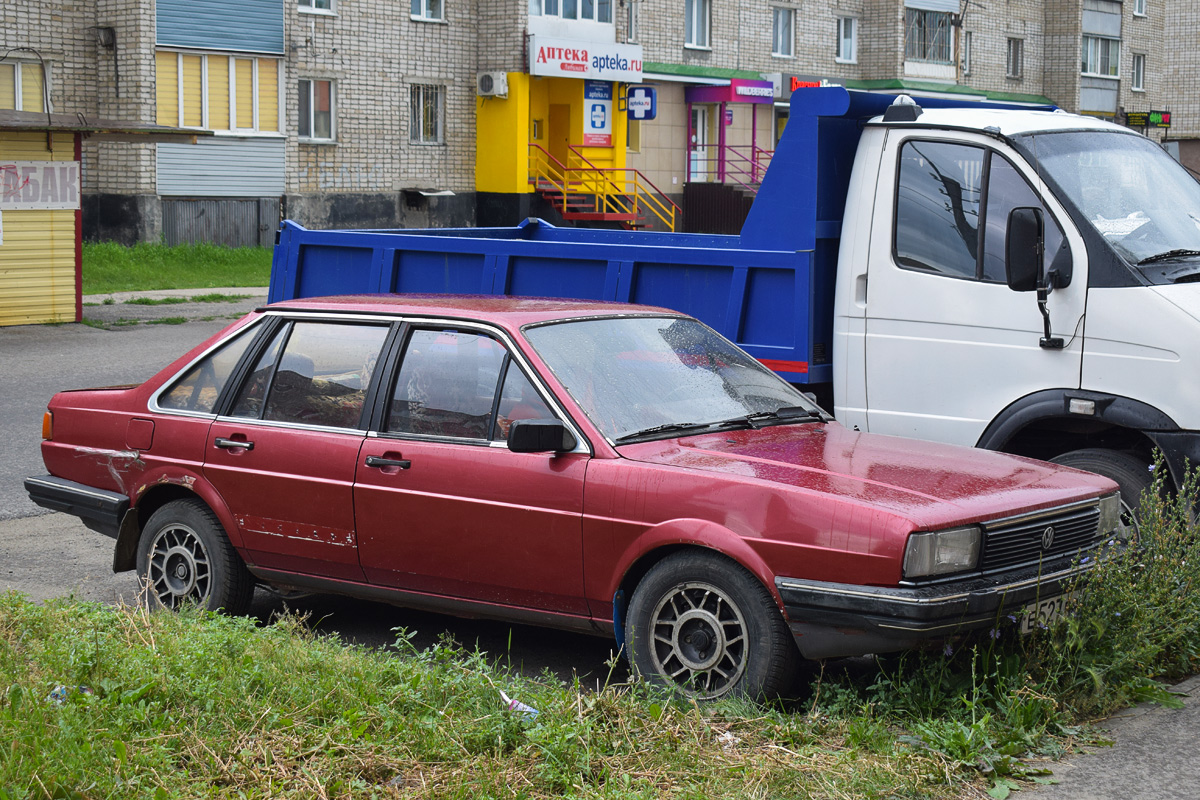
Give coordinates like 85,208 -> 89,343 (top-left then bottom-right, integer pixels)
1015,130 -> 1200,266
523,315 -> 822,442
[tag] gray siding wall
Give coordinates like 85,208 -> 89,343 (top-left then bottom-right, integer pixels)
156,0 -> 284,53
157,138 -> 286,196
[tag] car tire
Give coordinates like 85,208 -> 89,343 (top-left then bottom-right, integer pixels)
136,499 -> 253,614
624,550 -> 799,700
1051,448 -> 1154,534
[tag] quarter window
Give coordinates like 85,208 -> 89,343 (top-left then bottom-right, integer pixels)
159,323 -> 262,414
837,17 -> 857,64
298,78 -> 335,140
905,9 -> 953,64
772,8 -> 794,58
1082,36 -> 1120,77
685,0 -> 711,48
410,84 -> 444,144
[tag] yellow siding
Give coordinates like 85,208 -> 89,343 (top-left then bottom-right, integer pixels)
207,56 -> 230,130
20,64 -> 45,112
258,59 -> 278,132
0,64 -> 15,110
156,51 -> 179,126
0,132 -> 78,326
477,73 -> 531,193
234,59 -> 254,129
181,55 -> 203,127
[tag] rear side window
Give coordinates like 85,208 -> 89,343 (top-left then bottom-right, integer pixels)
159,323 -> 261,413
231,321 -> 389,429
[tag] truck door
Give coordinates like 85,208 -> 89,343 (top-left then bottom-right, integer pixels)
861,132 -> 1087,446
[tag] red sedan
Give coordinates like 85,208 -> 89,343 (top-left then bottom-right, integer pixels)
27,295 -> 1120,698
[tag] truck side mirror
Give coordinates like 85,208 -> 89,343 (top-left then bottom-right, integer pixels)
1005,207 -> 1043,292
508,419 -> 577,454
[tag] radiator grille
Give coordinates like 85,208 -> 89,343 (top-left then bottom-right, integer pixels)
980,504 -> 1100,572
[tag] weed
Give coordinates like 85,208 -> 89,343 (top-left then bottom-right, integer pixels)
124,296 -> 188,306
148,316 -> 188,325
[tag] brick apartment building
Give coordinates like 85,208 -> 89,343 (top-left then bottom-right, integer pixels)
2,0 -> 1196,253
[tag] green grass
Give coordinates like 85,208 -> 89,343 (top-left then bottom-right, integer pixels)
147,317 -> 189,326
124,294 -> 254,306
83,242 -> 271,295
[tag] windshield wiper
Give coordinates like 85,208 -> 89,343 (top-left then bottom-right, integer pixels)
1137,249 -> 1200,266
719,406 -> 826,430
613,422 -> 715,444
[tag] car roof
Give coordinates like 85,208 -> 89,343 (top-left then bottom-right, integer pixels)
262,293 -> 681,326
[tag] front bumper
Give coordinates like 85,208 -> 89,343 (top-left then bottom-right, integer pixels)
25,475 -> 129,538
776,555 -> 1094,659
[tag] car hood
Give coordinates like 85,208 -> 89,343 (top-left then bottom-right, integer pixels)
616,422 -> 1116,528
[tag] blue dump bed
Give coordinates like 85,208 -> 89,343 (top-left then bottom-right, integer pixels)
269,87 -> 1052,386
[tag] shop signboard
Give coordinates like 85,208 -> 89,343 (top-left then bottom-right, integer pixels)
628,86 -> 657,121
584,81 -> 613,147
0,161 -> 81,210
530,36 -> 643,83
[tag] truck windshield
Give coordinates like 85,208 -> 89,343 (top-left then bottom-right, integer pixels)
1016,130 -> 1200,267
523,316 -> 822,442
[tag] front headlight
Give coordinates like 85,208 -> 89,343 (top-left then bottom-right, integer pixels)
903,526 -> 982,579
1097,491 -> 1123,540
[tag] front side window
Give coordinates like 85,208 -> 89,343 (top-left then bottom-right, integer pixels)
409,84 -> 444,144
298,78 -> 335,140
685,0 -> 710,48
529,0 -> 612,23
1006,38 -> 1023,78
411,0 -> 443,20
1082,36 -> 1120,77
159,323 -> 262,414
233,321 -> 389,429
1132,53 -> 1146,91
0,61 -> 46,112
837,17 -> 857,64
772,8 -> 794,57
905,9 -> 953,64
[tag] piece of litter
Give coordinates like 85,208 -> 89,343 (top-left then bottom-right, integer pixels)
498,689 -> 539,719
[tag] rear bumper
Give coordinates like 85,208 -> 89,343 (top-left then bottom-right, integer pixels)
776,555 -> 1094,659
24,475 -> 128,538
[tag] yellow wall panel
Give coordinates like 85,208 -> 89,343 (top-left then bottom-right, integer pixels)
20,64 -> 45,112
156,51 -> 179,126
181,55 -> 203,127
0,64 -> 15,110
234,59 -> 254,129
258,60 -> 278,132
207,56 -> 230,130
476,73 -> 531,193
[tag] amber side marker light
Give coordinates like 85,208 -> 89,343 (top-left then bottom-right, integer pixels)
42,411 -> 53,440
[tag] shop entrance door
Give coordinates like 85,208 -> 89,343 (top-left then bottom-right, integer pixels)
689,105 -> 712,182
549,104 -> 572,168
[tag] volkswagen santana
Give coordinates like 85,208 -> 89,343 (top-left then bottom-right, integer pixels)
27,295 -> 1120,698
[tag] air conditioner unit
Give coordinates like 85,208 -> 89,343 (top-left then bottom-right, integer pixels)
477,71 -> 508,98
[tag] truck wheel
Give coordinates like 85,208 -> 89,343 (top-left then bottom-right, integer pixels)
624,551 -> 799,700
1050,448 -> 1154,534
137,499 -> 253,614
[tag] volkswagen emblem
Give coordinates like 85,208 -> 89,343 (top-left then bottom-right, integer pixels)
1041,526 -> 1056,550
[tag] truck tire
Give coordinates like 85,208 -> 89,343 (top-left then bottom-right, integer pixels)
136,499 -> 253,614
1050,448 -> 1153,532
624,551 -> 799,700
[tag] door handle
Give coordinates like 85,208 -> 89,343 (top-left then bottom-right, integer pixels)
214,437 -> 254,451
365,455 -> 411,470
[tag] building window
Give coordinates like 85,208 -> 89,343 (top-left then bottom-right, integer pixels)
156,51 -> 280,132
411,0 -> 443,20
410,84 -> 444,144
962,30 -> 972,74
298,0 -> 333,12
1134,0 -> 1147,16
529,0 -> 613,23
1082,35 -> 1120,77
685,0 -> 711,48
905,9 -> 953,64
1006,38 -> 1023,79
1132,53 -> 1146,91
836,17 -> 857,63
772,8 -> 794,58
626,0 -> 639,42
298,78 -> 335,141
0,61 -> 47,112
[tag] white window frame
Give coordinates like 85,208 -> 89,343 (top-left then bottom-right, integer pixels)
297,0 -> 335,16
836,16 -> 857,64
905,8 -> 954,64
1082,35 -> 1120,78
684,0 -> 711,49
528,0 -> 613,24
1133,0 -> 1147,16
159,51 -> 280,134
962,30 -> 972,74
771,7 -> 795,58
626,0 -> 639,43
1006,37 -> 1023,79
1132,53 -> 1146,91
411,0 -> 444,22
410,83 -> 444,145
1,61 -> 48,112
298,78 -> 336,142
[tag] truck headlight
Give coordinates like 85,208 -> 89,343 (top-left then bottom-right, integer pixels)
1097,492 -> 1123,540
903,526 -> 982,579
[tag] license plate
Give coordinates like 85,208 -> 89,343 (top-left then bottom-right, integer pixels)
1019,593 -> 1074,634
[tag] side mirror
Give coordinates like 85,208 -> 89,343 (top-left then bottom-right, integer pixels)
507,419 -> 577,454
1005,207 -> 1044,292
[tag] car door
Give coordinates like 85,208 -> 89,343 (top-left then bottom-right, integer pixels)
861,132 -> 1087,446
354,324 -> 590,614
203,317 -> 392,581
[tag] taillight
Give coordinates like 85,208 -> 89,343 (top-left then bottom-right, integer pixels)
42,411 -> 52,440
